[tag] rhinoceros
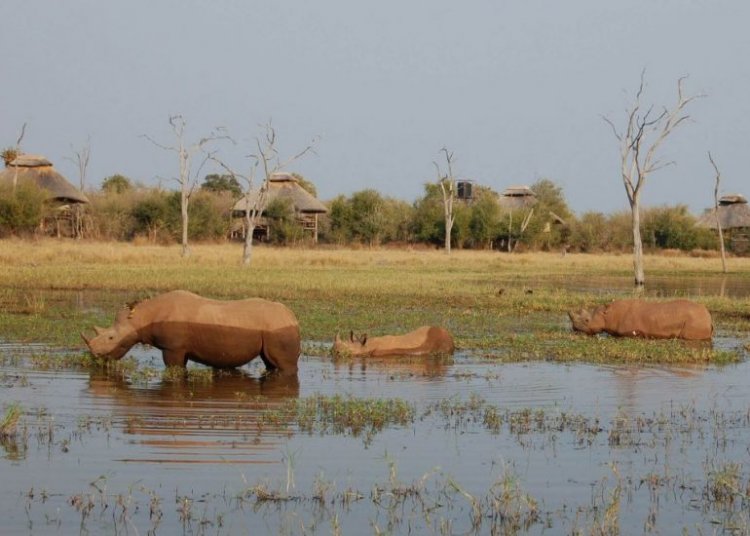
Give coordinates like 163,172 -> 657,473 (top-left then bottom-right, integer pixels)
332,326 -> 455,357
82,290 -> 301,374
568,299 -> 713,341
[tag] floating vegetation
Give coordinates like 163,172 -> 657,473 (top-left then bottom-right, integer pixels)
476,331 -> 744,365
262,394 -> 416,446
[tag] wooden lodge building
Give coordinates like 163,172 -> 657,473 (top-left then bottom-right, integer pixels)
232,173 -> 328,243
696,194 -> 750,255
0,154 -> 89,236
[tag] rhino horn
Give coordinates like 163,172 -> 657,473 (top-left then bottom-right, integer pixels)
80,332 -> 93,350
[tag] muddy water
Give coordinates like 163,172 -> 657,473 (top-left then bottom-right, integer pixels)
2,338 -> 750,535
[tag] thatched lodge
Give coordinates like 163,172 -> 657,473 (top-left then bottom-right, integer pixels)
232,172 -> 327,242
0,154 -> 89,236
696,194 -> 750,255
497,185 -> 538,210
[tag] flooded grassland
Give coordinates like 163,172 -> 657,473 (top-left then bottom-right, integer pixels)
1,244 -> 750,534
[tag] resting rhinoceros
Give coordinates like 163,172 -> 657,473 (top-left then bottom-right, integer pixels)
82,290 -> 300,374
568,299 -> 713,341
332,326 -> 455,357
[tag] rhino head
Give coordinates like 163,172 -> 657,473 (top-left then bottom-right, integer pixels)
568,306 -> 606,335
332,331 -> 368,357
81,309 -> 140,360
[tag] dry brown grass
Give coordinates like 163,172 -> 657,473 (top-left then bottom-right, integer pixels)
2,238 -> 747,274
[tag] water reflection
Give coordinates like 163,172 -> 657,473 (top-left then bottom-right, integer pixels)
85,370 -> 299,464
0,434 -> 25,461
603,362 -> 709,411
332,354 -> 452,379
553,274 -> 750,298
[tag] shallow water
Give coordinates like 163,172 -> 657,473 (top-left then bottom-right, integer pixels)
2,338 -> 750,534
1,278 -> 749,534
550,273 -> 750,298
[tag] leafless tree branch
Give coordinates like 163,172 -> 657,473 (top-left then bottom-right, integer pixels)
708,151 -> 727,273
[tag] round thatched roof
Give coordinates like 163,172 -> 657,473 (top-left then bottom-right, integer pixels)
498,185 -> 537,209
233,173 -> 327,214
696,194 -> 750,230
0,154 -> 89,204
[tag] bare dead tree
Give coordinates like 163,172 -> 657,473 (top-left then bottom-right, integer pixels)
66,139 -> 91,239
11,123 -> 27,194
434,147 -> 456,255
708,152 -> 727,273
68,139 -> 91,191
143,115 -> 228,257
603,71 -> 703,286
212,122 -> 316,265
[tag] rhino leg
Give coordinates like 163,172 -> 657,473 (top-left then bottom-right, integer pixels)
162,349 -> 187,368
261,327 -> 301,375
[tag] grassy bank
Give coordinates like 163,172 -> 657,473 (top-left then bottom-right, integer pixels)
0,239 -> 748,364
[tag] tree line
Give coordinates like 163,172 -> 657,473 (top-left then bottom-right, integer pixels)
0,72 -> 727,283
0,172 -> 719,254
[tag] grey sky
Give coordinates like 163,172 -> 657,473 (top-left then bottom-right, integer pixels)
2,0 -> 747,215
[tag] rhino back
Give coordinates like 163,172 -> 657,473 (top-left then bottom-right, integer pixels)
139,293 -> 298,332
369,326 -> 454,357
605,299 -> 711,339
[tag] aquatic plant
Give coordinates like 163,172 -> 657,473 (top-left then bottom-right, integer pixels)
705,462 -> 747,510
290,394 -> 415,446
0,402 -> 22,438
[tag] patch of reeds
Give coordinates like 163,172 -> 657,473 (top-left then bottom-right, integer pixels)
263,394 -> 415,446
0,402 -> 22,439
704,462 -> 748,510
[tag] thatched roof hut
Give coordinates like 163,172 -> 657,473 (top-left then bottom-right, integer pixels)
498,185 -> 537,209
232,173 -> 327,242
232,173 -> 327,215
696,194 -> 750,230
696,194 -> 750,255
0,154 -> 89,204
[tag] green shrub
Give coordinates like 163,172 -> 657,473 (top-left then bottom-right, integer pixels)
0,182 -> 47,236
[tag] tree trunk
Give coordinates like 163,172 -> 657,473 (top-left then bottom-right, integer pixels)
181,194 -> 190,258
444,220 -> 452,254
507,211 -> 513,253
630,196 -> 645,286
243,212 -> 255,265
710,153 -> 727,273
717,217 -> 727,274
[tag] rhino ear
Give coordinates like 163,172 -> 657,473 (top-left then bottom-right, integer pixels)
349,330 -> 355,343
93,326 -> 105,336
360,334 -> 367,346
334,332 -> 341,343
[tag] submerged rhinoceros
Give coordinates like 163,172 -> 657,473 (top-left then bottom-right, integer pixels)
82,290 -> 300,374
332,326 -> 455,357
568,299 -> 713,341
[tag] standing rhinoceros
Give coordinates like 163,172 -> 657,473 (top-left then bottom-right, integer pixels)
568,299 -> 713,341
82,290 -> 300,374
332,326 -> 455,357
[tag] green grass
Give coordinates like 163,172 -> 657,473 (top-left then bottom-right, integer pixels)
0,241 -> 748,365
